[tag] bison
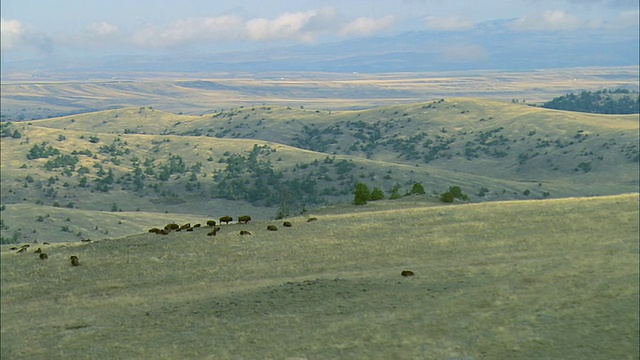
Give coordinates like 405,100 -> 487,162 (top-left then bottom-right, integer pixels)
267,225 -> 278,231
283,221 -> 292,227
179,223 -> 191,230
70,255 -> 80,266
207,226 -> 221,236
165,223 -> 180,231
219,216 -> 233,224
401,270 -> 414,277
206,220 -> 216,227
239,230 -> 252,236
306,217 -> 318,222
39,253 -> 48,260
238,215 -> 251,224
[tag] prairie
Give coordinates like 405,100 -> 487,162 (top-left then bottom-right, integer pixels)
1,193 -> 638,359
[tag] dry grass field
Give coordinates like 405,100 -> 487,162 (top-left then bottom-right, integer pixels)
2,193 -> 638,359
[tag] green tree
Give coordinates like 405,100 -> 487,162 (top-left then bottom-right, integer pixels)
410,183 -> 425,195
354,182 -> 371,205
370,187 -> 385,201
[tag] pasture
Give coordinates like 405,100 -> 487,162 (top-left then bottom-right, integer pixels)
2,193 -> 638,359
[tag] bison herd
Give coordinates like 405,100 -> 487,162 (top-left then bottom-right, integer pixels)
147,215 -> 317,238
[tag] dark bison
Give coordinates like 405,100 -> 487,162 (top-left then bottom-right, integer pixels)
193,223 -> 201,228
165,223 -> 180,231
238,215 -> 251,224
206,220 -> 216,227
186,227 -> 194,232
34,247 -> 42,254
283,221 -> 292,227
207,226 -> 221,236
39,253 -> 48,260
267,225 -> 278,231
401,270 -> 414,277
70,255 -> 80,266
239,230 -> 252,236
180,223 -> 191,230
16,247 -> 27,254
219,216 -> 233,224
306,217 -> 318,222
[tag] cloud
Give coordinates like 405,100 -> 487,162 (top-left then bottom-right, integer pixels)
509,10 -> 589,31
1,18 -> 53,54
614,9 -> 640,28
87,21 -> 119,37
424,15 -> 474,31
246,8 -> 338,42
339,15 -> 395,36
1,18 -> 23,50
132,15 -> 244,47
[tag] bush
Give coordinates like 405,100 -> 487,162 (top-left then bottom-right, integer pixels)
370,187 -> 385,201
410,183 -> 425,195
353,182 -> 371,205
440,186 -> 469,203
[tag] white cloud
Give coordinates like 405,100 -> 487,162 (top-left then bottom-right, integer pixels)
614,9 -> 640,28
509,10 -> 587,31
87,21 -> 119,37
245,9 -> 338,42
1,18 -> 24,50
132,15 -> 244,48
339,15 -> 395,36
424,15 -> 474,31
1,17 -> 52,54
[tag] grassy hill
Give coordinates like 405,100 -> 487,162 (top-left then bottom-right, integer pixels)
1,98 -> 638,243
1,193 -> 638,359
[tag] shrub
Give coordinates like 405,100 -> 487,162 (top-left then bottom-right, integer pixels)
353,182 -> 371,205
410,183 -> 425,195
370,187 -> 385,201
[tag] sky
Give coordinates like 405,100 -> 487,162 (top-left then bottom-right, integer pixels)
1,0 -> 638,65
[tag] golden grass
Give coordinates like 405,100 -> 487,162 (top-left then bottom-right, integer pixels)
2,193 -> 637,359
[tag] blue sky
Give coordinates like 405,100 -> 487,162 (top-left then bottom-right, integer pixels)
1,0 -> 638,62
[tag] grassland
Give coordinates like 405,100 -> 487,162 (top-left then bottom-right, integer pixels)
1,193 -> 638,359
1,96 -> 637,243
2,66 -> 638,121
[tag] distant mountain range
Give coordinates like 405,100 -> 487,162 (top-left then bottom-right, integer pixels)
2,24 -> 638,77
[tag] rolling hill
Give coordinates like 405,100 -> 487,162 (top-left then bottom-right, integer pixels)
0,97 -> 638,243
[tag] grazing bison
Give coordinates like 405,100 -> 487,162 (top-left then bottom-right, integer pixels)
165,223 -> 180,231
401,270 -> 414,277
39,253 -> 48,260
16,247 -> 27,254
239,230 -> 252,236
238,215 -> 251,224
34,247 -> 42,254
219,216 -> 233,224
207,226 -> 221,236
186,227 -> 194,232
70,255 -> 80,266
283,221 -> 292,227
180,223 -> 191,230
267,225 -> 278,231
206,220 -> 216,227
306,217 -> 318,222
193,223 -> 201,228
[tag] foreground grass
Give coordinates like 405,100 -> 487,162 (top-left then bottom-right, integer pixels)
1,194 -> 638,359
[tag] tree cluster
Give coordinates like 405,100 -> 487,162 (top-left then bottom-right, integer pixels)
541,89 -> 639,114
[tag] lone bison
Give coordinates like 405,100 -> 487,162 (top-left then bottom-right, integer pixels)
70,255 -> 80,266
283,221 -> 292,227
267,225 -> 278,231
207,226 -> 221,236
401,270 -> 414,277
206,220 -> 216,227
307,217 -> 318,222
39,253 -> 48,260
219,216 -> 233,224
165,223 -> 180,231
239,230 -> 252,236
238,215 -> 251,224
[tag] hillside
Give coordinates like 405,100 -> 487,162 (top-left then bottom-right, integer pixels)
1,98 -> 637,243
1,194 -> 638,359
